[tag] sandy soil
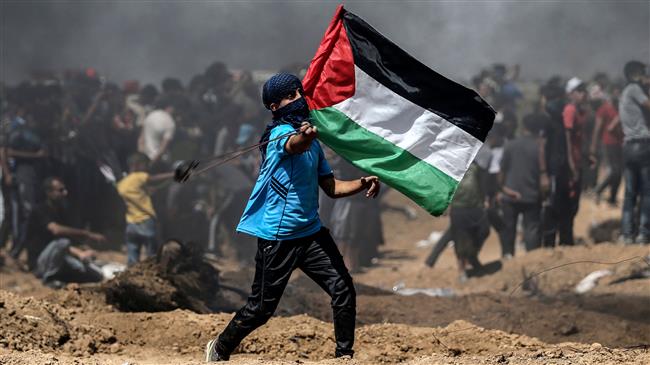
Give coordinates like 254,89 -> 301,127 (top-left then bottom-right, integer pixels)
1,190 -> 648,364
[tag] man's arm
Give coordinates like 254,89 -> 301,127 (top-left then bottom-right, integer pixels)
46,222 -> 106,243
285,122 -> 317,154
147,172 -> 174,184
589,113 -> 604,167
642,99 -> 650,111
538,135 -> 550,196
565,130 -> 577,181
7,148 -> 46,159
319,175 -> 380,199
0,146 -> 12,186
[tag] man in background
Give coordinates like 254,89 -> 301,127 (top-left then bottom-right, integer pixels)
618,61 -> 650,244
26,177 -> 106,288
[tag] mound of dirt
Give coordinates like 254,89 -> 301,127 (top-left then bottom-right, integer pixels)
102,240 -> 228,313
0,291 -> 117,356
2,294 -> 649,365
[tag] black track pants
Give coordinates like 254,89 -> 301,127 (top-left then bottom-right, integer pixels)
216,227 -> 356,357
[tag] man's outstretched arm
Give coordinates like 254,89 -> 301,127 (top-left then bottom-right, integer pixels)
319,175 -> 380,199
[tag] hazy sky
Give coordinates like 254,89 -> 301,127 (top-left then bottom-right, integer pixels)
2,0 -> 649,85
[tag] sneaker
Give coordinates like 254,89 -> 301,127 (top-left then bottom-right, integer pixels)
636,235 -> 650,245
205,338 -> 229,362
619,235 -> 635,245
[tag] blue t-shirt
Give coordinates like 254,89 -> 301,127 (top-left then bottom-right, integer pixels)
237,124 -> 333,240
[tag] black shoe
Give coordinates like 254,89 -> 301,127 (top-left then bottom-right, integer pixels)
205,339 -> 230,362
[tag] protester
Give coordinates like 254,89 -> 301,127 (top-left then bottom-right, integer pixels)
138,97 -> 176,166
117,153 -> 174,266
618,61 -> 650,244
25,177 -> 106,288
589,83 -> 623,206
6,108 -> 47,259
326,156 -> 384,273
205,73 -> 380,361
449,161 -> 490,282
498,114 -> 544,256
538,78 -> 568,247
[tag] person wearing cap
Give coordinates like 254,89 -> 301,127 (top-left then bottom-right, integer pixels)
618,61 -> 650,244
205,73 -> 380,362
555,77 -> 590,245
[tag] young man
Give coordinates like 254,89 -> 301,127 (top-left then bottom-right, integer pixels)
538,79 -> 568,247
117,153 -> 173,266
499,114 -> 543,256
449,161 -> 490,282
556,77 -> 589,245
589,84 -> 623,206
618,61 -> 650,244
25,177 -> 106,288
138,97 -> 176,165
205,73 -> 380,362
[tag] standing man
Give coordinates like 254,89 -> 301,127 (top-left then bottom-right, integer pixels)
558,77 -> 589,245
618,61 -> 650,244
499,115 -> 543,256
205,73 -> 380,362
138,96 -> 176,167
589,84 -> 623,207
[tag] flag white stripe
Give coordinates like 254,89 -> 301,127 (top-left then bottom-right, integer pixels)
332,66 -> 482,182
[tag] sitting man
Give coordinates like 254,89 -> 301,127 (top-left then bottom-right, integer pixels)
26,177 -> 107,288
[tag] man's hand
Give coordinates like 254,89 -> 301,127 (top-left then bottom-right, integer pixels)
299,121 -> 318,140
588,152 -> 598,168
78,249 -> 97,261
286,122 -> 318,154
539,172 -> 550,197
360,176 -> 380,198
502,186 -> 522,201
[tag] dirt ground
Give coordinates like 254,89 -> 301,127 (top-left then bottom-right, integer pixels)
1,191 -> 649,364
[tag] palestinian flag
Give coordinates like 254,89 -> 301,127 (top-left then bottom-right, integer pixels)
303,5 -> 495,216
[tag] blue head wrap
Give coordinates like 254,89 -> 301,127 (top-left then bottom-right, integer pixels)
262,73 -> 304,109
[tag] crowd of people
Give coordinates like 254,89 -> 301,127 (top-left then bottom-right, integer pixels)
425,61 -> 650,281
0,59 -> 647,287
0,61 -> 388,287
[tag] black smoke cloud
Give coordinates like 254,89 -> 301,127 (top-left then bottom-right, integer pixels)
2,1 -> 648,85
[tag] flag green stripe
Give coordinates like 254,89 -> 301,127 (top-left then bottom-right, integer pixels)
311,107 -> 458,216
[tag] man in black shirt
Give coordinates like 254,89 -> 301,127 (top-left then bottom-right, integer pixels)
26,177 -> 106,288
499,115 -> 544,256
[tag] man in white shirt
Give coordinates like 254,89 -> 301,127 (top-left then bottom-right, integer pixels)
139,97 -> 176,164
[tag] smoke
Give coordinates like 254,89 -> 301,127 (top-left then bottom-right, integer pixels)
2,1 -> 648,85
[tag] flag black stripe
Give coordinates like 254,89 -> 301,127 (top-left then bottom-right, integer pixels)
342,10 -> 494,142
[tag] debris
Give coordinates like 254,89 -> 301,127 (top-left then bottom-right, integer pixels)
575,269 -> 613,294
415,231 -> 445,248
392,281 -> 454,297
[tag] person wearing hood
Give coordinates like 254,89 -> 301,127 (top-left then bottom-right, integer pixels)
205,73 -> 380,362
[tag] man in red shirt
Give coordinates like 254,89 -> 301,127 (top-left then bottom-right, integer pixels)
589,84 -> 623,206
558,77 -> 589,245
